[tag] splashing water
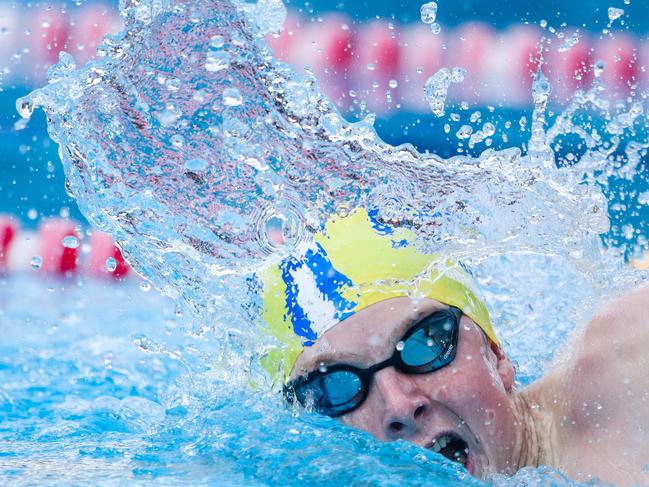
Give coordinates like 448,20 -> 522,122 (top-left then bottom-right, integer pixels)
419,1 -> 441,34
558,30 -> 581,52
15,0 -> 649,483
424,67 -> 465,116
608,7 -> 624,22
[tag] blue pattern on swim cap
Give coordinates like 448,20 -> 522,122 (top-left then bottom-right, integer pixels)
280,257 -> 318,341
280,242 -> 355,344
367,208 -> 394,236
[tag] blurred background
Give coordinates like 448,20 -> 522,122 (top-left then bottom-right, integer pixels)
0,0 -> 647,229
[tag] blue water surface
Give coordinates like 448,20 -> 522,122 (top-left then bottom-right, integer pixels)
0,276 -> 510,486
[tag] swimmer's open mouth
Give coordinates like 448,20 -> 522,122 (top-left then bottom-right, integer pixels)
426,432 -> 471,472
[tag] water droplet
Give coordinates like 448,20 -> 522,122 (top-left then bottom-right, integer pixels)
558,31 -> 581,52
456,125 -> 473,139
140,281 -> 152,292
171,134 -> 185,147
223,87 -> 243,106
519,116 -> 528,129
594,59 -> 605,78
322,113 -> 343,134
210,34 -> 225,49
430,22 -> 441,35
424,68 -> 451,117
482,122 -> 496,137
532,66 -> 552,106
62,236 -> 80,249
105,257 -> 117,272
16,98 -> 34,119
426,338 -> 434,347
166,77 -> 182,91
185,159 -> 208,171
336,205 -> 351,218
450,67 -> 466,83
420,1 -> 438,24
31,256 -> 42,270
638,191 -> 649,205
388,79 -> 398,89
239,0 -> 287,35
318,363 -> 328,373
608,7 -> 624,22
396,341 -> 405,351
205,50 -> 231,72
27,208 -> 38,220
155,108 -> 182,127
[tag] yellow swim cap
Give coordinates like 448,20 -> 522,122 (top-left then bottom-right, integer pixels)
259,208 -> 498,383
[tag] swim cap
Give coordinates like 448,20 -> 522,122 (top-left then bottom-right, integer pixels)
259,208 -> 498,383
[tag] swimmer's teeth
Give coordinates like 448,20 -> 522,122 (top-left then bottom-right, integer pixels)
428,433 -> 469,468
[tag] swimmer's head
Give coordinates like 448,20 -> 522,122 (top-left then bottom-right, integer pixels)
259,207 -> 498,382
258,208 -> 518,477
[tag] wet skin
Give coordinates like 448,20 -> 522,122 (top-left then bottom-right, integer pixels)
289,287 -> 649,485
290,297 -> 525,478
534,282 -> 649,486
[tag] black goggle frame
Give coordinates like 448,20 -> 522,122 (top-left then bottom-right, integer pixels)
283,306 -> 462,417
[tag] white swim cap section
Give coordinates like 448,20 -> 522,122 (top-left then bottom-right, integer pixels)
289,263 -> 339,337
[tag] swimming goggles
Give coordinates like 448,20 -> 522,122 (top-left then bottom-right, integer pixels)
283,306 -> 461,417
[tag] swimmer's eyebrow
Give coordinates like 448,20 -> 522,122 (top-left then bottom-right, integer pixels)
298,351 -> 369,373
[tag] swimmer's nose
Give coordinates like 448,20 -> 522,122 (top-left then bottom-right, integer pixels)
373,367 -> 430,439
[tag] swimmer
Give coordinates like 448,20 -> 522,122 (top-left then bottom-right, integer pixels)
260,208 -> 649,486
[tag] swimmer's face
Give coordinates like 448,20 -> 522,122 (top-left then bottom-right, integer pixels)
290,297 -> 518,478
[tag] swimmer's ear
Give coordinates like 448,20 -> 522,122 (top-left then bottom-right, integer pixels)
491,341 -> 515,393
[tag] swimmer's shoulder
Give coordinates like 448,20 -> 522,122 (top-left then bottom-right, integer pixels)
584,282 -> 649,352
566,282 -> 649,421
545,284 -> 649,486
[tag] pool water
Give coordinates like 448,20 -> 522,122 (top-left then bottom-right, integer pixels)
0,275 -> 589,486
11,0 -> 649,484
0,276 -> 486,485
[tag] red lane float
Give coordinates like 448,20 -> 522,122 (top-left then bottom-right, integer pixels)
88,231 -> 129,279
0,215 -> 131,280
351,20 -> 401,114
397,24 -> 444,111
0,216 -> 18,274
597,34 -> 638,94
447,22 -> 495,105
30,8 -> 72,80
546,32 -> 593,101
68,3 -> 123,65
39,219 -> 80,275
